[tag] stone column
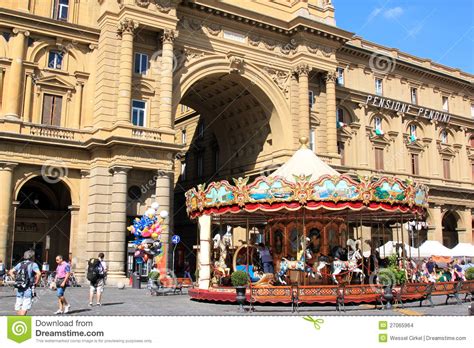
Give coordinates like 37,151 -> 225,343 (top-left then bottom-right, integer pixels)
0,162 -> 17,263
72,82 -> 83,129
459,209 -> 473,244
74,170 -> 90,280
158,29 -> 176,132
290,72 -> 300,148
198,215 -> 211,290
116,18 -> 138,125
23,73 -> 33,122
3,29 -> 29,119
428,205 -> 443,242
108,166 -> 131,281
325,70 -> 338,156
68,205 -> 80,271
155,171 -> 174,269
296,64 -> 310,140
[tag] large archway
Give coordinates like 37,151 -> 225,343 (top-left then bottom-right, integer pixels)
172,62 -> 294,277
442,211 -> 459,248
13,176 -> 72,267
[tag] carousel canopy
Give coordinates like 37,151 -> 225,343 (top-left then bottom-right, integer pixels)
417,240 -> 452,258
185,138 -> 429,220
269,138 -> 339,182
450,243 -> 474,257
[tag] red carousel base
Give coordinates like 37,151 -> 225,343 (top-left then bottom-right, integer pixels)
189,281 -> 474,305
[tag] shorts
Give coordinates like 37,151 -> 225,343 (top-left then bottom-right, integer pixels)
15,288 -> 33,311
90,278 -> 105,293
56,286 -> 67,297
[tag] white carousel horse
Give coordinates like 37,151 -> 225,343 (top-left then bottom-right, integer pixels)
212,231 -> 233,274
277,238 -> 316,285
315,239 -> 365,284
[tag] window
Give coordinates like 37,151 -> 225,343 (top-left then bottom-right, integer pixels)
375,78 -> 383,96
471,104 -> 474,118
198,122 -> 204,138
53,0 -> 69,21
131,100 -> 146,127
310,128 -> 316,151
374,116 -> 384,135
470,136 -> 474,148
443,159 -> 450,179
410,87 -> 418,105
440,130 -> 448,144
338,141 -> 345,165
337,108 -> 344,127
442,96 -> 449,111
181,129 -> 187,144
409,124 -> 417,142
197,153 -> 203,177
336,67 -> 344,86
411,153 -> 419,175
42,94 -> 62,126
375,148 -> 384,170
134,53 -> 149,75
180,161 -> 186,181
308,90 -> 314,110
48,51 -> 63,69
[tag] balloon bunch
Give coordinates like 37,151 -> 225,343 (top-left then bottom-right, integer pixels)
127,202 -> 169,264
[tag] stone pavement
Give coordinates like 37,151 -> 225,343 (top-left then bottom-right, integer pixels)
0,285 -> 471,316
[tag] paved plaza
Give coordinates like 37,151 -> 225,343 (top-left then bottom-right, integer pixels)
0,285 -> 471,316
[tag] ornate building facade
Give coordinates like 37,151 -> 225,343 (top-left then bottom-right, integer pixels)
0,0 -> 472,280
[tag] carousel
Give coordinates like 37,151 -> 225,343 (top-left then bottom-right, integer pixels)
185,138 -> 431,305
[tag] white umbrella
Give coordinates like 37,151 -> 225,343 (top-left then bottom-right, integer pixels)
450,243 -> 474,257
418,240 -> 452,258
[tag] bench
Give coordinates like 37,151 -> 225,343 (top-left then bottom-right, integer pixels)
460,280 -> 474,302
249,286 -> 293,311
296,285 -> 343,311
390,283 -> 431,308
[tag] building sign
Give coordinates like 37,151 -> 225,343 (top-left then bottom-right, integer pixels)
365,95 -> 451,123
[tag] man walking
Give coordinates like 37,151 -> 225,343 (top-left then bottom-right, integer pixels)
88,253 -> 107,306
258,243 -> 274,274
9,250 -> 41,315
54,255 -> 71,315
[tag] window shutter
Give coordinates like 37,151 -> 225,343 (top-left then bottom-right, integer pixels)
42,94 -> 53,125
52,95 -> 62,126
375,148 -> 384,170
443,159 -> 450,179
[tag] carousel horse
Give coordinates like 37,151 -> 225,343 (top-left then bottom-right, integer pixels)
277,238 -> 316,285
315,239 -> 365,284
212,230 -> 233,282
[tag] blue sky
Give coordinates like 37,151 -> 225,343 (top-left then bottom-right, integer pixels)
332,0 -> 474,73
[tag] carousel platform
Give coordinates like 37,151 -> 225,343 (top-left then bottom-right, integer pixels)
189,281 -> 474,306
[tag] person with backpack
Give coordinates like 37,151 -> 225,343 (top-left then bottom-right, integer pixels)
9,250 -> 41,315
87,253 -> 107,306
54,255 -> 71,315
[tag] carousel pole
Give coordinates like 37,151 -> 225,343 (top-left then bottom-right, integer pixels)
382,222 -> 386,259
303,208 -> 307,286
360,212 -> 364,284
400,213 -> 406,260
246,217 -> 249,276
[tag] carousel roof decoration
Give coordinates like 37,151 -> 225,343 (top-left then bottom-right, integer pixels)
185,138 -> 429,219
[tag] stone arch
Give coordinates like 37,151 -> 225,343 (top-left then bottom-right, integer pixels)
29,42 -> 84,72
442,210 -> 460,248
336,104 -> 356,124
438,127 -> 454,144
14,171 -> 79,206
368,112 -> 392,130
405,120 -> 426,138
173,55 -> 294,152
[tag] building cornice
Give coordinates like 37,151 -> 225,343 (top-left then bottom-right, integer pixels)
180,0 -> 354,44
0,8 -> 100,44
340,43 -> 473,88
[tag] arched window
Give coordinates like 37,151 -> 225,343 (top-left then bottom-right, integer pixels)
374,116 -> 384,135
440,130 -> 448,144
469,136 -> 474,148
409,124 -> 417,142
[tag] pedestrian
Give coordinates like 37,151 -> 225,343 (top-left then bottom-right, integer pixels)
87,253 -> 107,307
258,243 -> 274,274
9,250 -> 41,315
54,255 -> 71,314
453,258 -> 465,281
0,258 -> 6,280
183,260 -> 192,280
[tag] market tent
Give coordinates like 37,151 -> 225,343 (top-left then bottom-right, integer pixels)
417,240 -> 452,258
450,243 -> 474,257
365,241 -> 418,258
269,139 -> 339,182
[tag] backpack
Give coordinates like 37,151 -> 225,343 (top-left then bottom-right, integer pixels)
14,261 -> 32,290
87,258 -> 103,283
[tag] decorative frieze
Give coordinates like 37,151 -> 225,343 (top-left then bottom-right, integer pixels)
135,0 -> 172,12
161,28 -> 176,43
307,43 -> 335,57
262,67 -> 291,97
117,18 -> 139,35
